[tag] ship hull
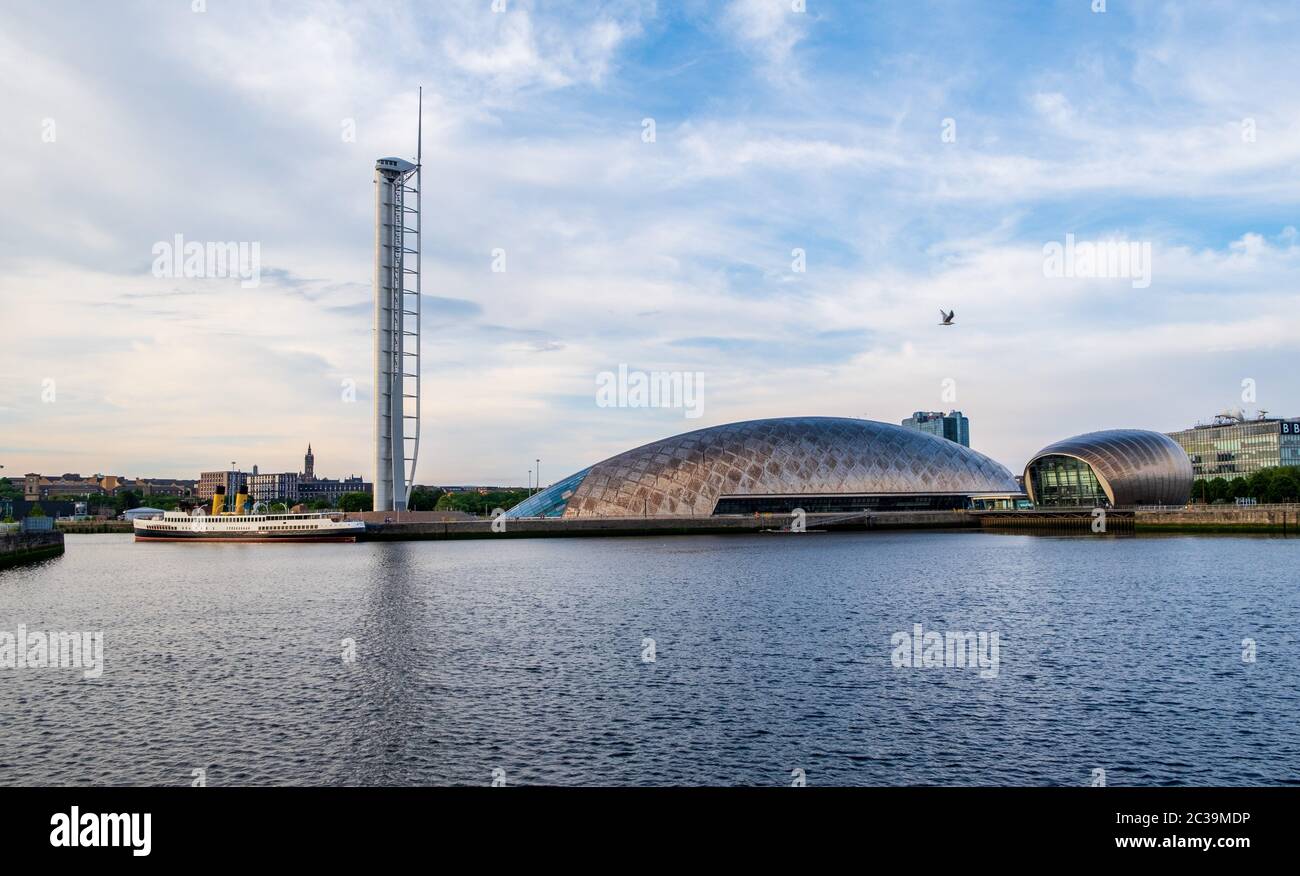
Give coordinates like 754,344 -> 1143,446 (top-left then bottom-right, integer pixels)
134,510 -> 365,543
134,530 -> 359,543
133,525 -> 361,538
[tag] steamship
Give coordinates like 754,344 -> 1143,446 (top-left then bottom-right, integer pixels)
133,484 -> 365,543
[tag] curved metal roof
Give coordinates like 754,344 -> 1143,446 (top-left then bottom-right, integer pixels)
507,416 -> 1020,518
1023,429 -> 1193,507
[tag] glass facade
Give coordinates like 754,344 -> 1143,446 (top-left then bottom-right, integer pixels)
502,468 -> 591,518
900,411 -> 969,447
968,495 -> 1034,510
1166,419 -> 1300,480
1026,454 -> 1109,507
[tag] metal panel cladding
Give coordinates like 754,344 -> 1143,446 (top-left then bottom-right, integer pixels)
509,416 -> 1020,518
1023,429 -> 1194,507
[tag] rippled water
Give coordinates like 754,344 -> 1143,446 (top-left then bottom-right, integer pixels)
2,532 -> 1298,786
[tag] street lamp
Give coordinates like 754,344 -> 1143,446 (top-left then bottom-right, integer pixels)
535,458 -> 540,495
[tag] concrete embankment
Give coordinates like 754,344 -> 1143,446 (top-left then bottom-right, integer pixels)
41,507 -> 1295,543
56,520 -> 133,534
361,511 -> 977,540
1135,507 -> 1300,534
0,530 -> 66,569
973,506 -> 1300,534
973,510 -> 1134,532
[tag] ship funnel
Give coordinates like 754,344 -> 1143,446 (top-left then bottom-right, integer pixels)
234,483 -> 249,515
211,485 -> 226,516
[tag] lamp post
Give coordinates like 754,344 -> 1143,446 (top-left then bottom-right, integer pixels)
535,458 -> 540,495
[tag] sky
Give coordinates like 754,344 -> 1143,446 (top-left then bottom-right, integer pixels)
1,0 -> 1298,485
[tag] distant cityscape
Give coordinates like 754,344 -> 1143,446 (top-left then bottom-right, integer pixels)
0,443 -> 528,520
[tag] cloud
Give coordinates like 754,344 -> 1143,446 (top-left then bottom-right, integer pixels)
2,1 -> 1297,485
722,0 -> 810,69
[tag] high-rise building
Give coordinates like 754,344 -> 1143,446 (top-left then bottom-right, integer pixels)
197,470 -> 247,509
302,444 -> 315,481
1166,414 -> 1300,481
900,411 -> 970,447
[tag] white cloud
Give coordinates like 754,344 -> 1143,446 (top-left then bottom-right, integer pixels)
723,0 -> 809,68
2,1 -> 1298,485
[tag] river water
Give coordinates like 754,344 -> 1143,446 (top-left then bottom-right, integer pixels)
2,532 -> 1297,786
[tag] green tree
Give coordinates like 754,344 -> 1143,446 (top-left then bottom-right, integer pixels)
27,503 -> 46,517
408,488 -> 441,511
435,489 -> 531,515
115,489 -> 142,512
337,492 -> 372,512
1205,477 -> 1230,504
1278,467 -> 1300,502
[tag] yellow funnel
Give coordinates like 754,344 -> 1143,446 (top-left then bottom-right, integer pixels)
234,483 -> 249,515
211,485 -> 226,516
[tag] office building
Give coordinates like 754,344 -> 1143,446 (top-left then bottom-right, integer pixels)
900,411 -> 970,447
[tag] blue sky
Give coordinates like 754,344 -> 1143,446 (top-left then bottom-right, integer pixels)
1,0 -> 1298,484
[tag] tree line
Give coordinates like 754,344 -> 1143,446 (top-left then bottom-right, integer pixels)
1193,465 -> 1300,504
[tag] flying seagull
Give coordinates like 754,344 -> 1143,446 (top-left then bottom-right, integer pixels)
939,309 -> 955,326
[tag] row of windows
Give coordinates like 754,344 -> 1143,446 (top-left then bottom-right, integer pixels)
192,516 -> 328,524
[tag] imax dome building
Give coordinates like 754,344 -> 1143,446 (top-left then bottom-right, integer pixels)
1023,429 -> 1193,508
505,416 -> 1022,518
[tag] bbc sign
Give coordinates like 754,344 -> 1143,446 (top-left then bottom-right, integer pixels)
1283,422 -> 1300,434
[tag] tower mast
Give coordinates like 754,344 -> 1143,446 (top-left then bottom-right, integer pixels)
372,88 -> 422,512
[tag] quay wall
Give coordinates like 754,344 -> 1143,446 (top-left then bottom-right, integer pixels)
361,511 -> 978,540
0,530 -> 66,569
1135,507 -> 1299,533
57,521 -> 133,534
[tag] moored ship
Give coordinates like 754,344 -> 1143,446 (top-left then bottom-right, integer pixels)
133,484 -> 365,543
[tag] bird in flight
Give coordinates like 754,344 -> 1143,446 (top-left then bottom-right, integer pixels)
939,309 -> 955,326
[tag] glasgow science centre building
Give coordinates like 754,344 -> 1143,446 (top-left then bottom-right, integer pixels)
504,417 -> 1194,519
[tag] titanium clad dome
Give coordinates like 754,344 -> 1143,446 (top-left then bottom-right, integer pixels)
1023,429 -> 1193,507
505,416 -> 1020,518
